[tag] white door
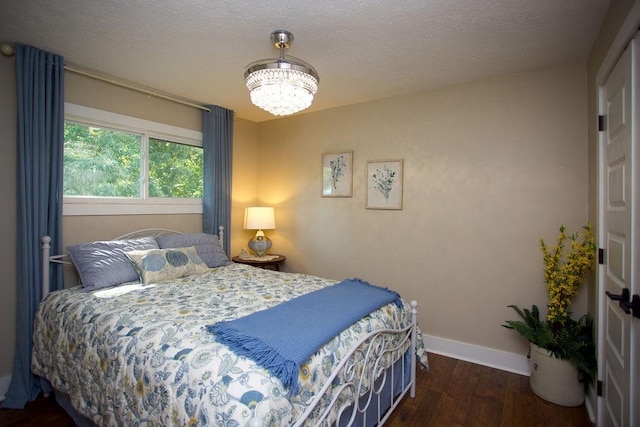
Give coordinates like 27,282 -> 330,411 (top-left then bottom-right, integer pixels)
598,33 -> 639,427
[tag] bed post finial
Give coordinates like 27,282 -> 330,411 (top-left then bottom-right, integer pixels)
218,226 -> 225,251
410,300 -> 417,398
42,236 -> 52,299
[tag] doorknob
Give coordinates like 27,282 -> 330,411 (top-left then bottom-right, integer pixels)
606,288 -> 640,318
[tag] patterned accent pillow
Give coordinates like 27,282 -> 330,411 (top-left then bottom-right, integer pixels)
156,233 -> 231,268
126,246 -> 209,285
67,236 -> 159,290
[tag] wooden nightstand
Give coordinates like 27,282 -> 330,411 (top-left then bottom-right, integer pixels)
232,255 -> 286,271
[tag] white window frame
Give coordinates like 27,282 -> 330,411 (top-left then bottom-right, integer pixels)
63,103 -> 203,216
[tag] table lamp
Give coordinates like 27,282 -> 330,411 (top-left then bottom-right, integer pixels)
243,207 -> 276,256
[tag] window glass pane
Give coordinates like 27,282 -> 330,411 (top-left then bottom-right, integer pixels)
148,138 -> 203,198
64,123 -> 141,197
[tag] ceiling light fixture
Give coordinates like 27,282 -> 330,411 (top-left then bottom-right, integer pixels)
244,30 -> 319,116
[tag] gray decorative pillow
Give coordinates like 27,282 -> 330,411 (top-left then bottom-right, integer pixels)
156,233 -> 231,268
126,247 -> 209,284
67,236 -> 159,290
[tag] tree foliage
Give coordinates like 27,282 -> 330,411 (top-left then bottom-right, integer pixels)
64,123 -> 203,198
149,138 -> 202,198
64,123 -> 140,196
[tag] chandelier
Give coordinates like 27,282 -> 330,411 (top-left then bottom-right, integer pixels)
244,30 -> 319,116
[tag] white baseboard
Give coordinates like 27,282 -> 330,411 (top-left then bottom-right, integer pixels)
0,374 -> 10,402
422,333 -> 531,376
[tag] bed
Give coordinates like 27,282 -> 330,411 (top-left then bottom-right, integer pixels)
32,228 -> 427,426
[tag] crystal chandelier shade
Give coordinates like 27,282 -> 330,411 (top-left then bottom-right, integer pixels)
244,31 -> 319,116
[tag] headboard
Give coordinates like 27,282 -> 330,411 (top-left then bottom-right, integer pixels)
42,226 -> 225,299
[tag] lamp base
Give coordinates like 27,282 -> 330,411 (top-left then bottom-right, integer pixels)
248,231 -> 272,257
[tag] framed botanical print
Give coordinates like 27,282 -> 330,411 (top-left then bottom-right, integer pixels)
322,151 -> 353,197
366,159 -> 403,210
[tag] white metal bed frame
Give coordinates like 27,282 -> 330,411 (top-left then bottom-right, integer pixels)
40,227 -> 417,427
291,302 -> 417,427
41,226 -> 225,298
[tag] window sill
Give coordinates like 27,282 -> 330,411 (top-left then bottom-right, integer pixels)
63,198 -> 203,216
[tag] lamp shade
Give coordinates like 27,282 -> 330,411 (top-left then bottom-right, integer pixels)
243,207 -> 276,230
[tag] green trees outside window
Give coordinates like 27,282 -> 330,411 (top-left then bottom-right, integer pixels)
64,123 -> 202,199
148,138 -> 203,198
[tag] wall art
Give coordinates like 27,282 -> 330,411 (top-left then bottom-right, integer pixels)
322,151 -> 353,197
366,159 -> 403,210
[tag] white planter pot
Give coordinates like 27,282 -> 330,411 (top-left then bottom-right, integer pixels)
529,343 -> 585,407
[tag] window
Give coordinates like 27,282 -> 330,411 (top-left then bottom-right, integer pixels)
148,138 -> 203,198
64,124 -> 143,197
63,103 -> 203,215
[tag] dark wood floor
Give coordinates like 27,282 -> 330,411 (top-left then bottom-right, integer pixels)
386,353 -> 593,426
0,353 -> 592,426
0,393 -> 74,427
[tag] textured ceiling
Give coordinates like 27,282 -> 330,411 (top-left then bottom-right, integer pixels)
0,0 -> 610,122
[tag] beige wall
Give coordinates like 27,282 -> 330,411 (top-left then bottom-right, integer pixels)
65,73 -> 202,129
231,118 -> 259,253
257,62 -> 590,355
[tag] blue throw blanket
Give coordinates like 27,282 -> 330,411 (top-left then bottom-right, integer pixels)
207,278 -> 401,394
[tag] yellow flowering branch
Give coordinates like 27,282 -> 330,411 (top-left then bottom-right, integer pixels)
540,223 -> 596,324
504,223 -> 598,382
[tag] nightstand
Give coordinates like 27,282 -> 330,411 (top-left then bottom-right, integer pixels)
232,255 -> 286,271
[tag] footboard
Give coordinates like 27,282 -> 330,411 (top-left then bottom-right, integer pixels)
293,300 -> 417,426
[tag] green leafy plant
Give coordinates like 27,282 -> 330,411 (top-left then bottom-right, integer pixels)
504,305 -> 596,384
503,224 -> 597,385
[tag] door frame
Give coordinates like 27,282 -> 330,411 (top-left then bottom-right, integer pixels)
595,3 -> 640,425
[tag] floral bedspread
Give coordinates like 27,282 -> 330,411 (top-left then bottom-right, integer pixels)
32,264 -> 427,426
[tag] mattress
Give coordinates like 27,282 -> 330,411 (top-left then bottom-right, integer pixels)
32,263 -> 426,426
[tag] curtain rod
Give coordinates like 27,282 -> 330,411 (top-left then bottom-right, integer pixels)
1,43 -> 211,112
64,65 -> 211,112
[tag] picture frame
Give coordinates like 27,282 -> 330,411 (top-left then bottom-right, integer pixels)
322,151 -> 353,197
366,159 -> 403,210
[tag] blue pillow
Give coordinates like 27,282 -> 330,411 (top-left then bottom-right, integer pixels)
156,233 -> 231,268
67,236 -> 159,290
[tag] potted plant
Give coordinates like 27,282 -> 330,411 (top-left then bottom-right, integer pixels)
503,224 -> 597,406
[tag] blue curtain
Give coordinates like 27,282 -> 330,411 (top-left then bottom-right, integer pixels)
202,105 -> 233,256
2,45 -> 64,409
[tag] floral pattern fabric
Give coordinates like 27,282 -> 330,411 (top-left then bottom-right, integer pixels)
32,264 -> 427,426
125,246 -> 209,284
